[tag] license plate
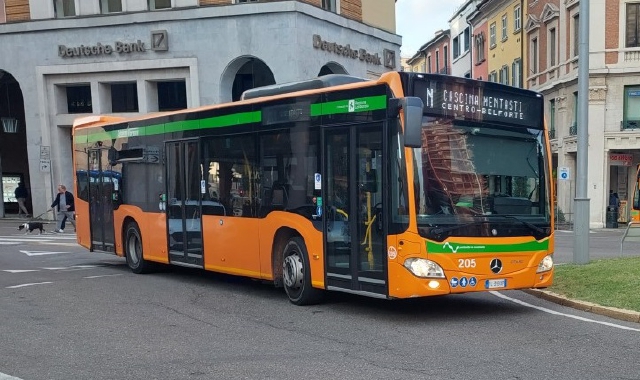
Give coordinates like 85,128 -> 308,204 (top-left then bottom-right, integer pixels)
485,279 -> 507,289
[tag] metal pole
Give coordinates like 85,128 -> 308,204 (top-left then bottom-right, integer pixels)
573,0 -> 590,264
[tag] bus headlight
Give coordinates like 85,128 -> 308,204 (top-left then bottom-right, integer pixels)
404,258 -> 445,278
536,255 -> 554,273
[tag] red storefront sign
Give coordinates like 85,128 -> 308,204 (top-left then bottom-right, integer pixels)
609,153 -> 633,166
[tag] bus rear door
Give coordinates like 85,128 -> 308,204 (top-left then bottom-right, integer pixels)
87,148 -> 117,252
323,124 -> 387,298
165,139 -> 204,268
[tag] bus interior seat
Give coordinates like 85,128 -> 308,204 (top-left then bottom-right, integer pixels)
272,189 -> 284,207
493,196 -> 532,214
270,183 -> 289,210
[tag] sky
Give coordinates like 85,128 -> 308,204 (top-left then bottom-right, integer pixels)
396,0 -> 468,59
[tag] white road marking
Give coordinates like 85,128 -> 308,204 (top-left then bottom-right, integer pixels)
83,274 -> 122,279
20,250 -> 69,256
491,291 -> 640,332
45,242 -> 81,247
41,265 -> 101,270
61,267 -> 100,272
6,282 -> 52,289
0,372 -> 25,380
19,236 -> 76,240
2,270 -> 39,273
2,265 -> 103,273
2,236 -> 75,242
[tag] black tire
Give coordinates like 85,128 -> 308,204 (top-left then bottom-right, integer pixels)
124,222 -> 152,274
282,237 -> 323,305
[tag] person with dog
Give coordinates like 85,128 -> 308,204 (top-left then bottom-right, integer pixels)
14,182 -> 29,217
50,184 -> 76,233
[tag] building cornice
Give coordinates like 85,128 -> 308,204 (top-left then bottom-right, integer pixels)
541,3 -> 560,23
525,14 -> 541,33
0,1 -> 401,45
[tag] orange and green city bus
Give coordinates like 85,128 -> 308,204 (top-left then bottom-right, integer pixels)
72,71 -> 554,305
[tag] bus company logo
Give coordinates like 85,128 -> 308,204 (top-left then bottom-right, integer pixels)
117,128 -> 140,138
442,242 -> 486,253
343,99 -> 370,113
442,242 -> 460,253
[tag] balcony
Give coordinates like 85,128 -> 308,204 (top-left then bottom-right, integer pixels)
621,120 -> 640,130
569,123 -> 577,136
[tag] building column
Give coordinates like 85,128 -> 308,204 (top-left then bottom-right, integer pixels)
587,82 -> 608,228
557,150 -> 575,223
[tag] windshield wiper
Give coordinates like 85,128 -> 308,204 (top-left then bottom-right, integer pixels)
428,215 -> 547,238
429,220 -> 486,235
482,215 -> 547,235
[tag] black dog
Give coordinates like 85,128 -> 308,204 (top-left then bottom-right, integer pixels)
18,222 -> 44,234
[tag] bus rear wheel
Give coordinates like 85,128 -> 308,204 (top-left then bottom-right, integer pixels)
125,222 -> 152,274
282,237 -> 323,305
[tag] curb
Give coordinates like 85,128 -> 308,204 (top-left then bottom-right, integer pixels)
523,289 -> 640,323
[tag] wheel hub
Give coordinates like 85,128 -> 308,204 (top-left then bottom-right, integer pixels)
283,254 -> 304,289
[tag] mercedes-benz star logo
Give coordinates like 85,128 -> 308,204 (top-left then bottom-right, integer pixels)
490,258 -> 503,274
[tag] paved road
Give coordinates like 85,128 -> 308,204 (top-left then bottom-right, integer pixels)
1,217 -> 639,380
554,224 -> 639,263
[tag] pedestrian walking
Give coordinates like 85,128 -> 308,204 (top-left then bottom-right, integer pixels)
14,182 -> 29,217
50,184 -> 76,233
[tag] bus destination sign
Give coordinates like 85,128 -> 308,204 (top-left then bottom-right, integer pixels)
414,79 -> 543,129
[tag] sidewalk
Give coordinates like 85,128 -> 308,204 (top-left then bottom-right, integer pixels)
0,215 -> 637,323
524,289 -> 640,323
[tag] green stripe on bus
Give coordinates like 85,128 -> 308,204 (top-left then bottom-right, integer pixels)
310,95 -> 387,117
427,240 -> 549,254
79,110 -> 262,144
87,130 -> 118,143
200,111 -> 262,128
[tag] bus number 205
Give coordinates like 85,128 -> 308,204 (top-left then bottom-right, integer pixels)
458,259 -> 476,268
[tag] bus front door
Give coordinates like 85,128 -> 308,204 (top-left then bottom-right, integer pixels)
87,148 -> 117,252
166,140 -> 204,268
324,125 -> 387,297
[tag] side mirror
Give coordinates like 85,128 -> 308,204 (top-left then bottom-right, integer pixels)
395,97 -> 423,148
108,147 -> 118,166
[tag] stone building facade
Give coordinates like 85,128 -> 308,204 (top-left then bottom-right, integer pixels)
0,0 -> 399,217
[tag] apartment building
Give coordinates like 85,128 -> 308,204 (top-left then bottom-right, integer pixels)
481,0 -> 524,87
527,0 -> 640,227
468,1 -> 489,80
405,29 -> 451,75
0,0 -> 400,216
449,0 -> 483,78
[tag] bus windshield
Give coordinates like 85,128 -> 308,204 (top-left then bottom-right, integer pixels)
412,117 -> 551,240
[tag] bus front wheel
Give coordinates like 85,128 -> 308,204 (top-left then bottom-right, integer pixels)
282,237 -> 323,305
125,222 -> 152,274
